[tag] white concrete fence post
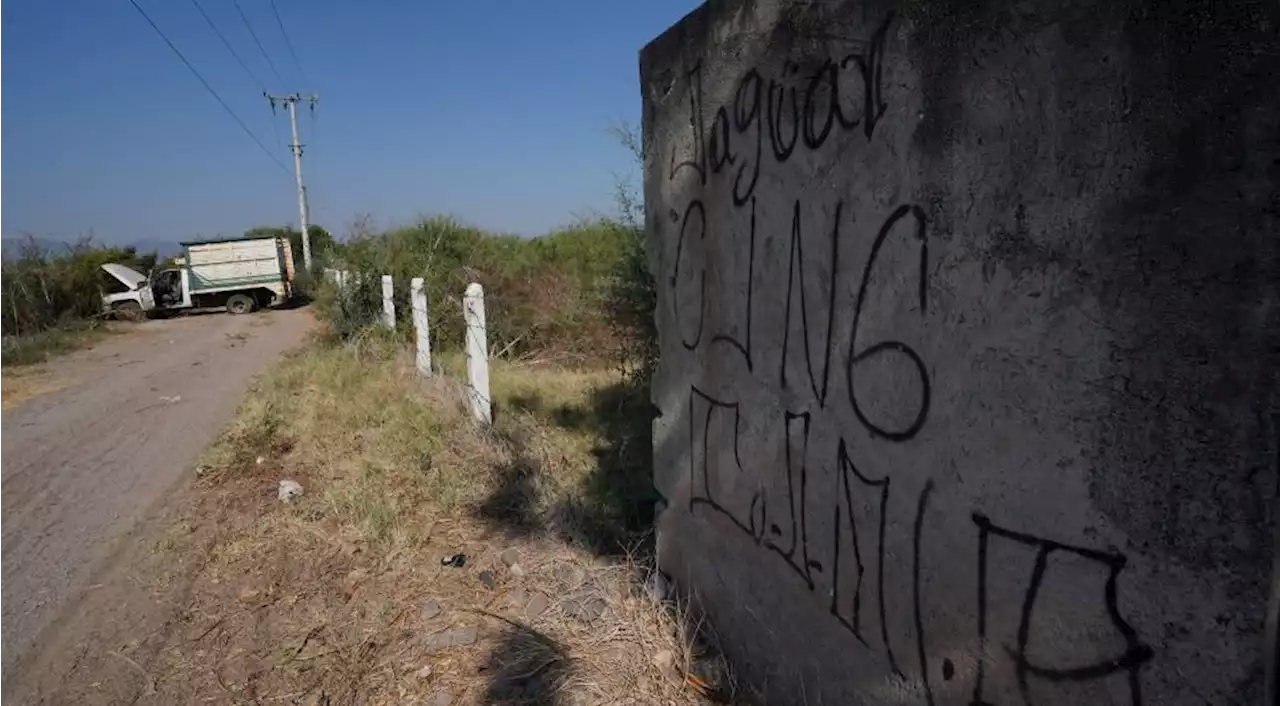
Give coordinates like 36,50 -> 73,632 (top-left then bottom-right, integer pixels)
381,275 -> 395,329
411,276 -> 432,377
462,282 -> 491,424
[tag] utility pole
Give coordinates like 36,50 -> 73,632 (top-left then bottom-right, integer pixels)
266,92 -> 318,271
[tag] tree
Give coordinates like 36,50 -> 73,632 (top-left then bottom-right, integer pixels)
305,225 -> 336,260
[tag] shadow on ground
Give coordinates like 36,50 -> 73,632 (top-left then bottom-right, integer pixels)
481,618 -> 575,706
474,445 -> 545,536
475,376 -> 661,558
467,362 -> 709,704
274,295 -> 314,310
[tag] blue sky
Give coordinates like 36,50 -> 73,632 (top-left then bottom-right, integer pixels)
2,0 -> 697,244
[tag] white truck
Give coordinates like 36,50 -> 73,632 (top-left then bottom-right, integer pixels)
101,235 -> 296,318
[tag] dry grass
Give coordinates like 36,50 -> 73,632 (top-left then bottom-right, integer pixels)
1,320 -> 113,367
2,324 -> 117,409
45,331 -> 742,705
1,364 -> 71,410
2,321 -> 133,409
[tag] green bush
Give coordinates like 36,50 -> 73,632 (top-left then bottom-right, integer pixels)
603,221 -> 658,391
311,123 -> 658,392
316,216 -> 639,362
313,247 -> 387,342
1,237 -> 158,336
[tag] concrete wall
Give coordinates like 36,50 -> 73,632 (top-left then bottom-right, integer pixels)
640,1 -> 1279,703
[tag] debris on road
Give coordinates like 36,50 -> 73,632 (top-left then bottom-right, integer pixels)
277,479 -> 303,502
478,570 -> 495,590
440,553 -> 466,568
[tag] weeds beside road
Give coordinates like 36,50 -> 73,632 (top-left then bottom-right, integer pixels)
1,237 -> 159,336
2,322 -> 118,410
1,321 -> 115,368
12,331 -> 740,705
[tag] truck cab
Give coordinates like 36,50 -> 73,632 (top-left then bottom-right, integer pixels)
151,267 -> 185,307
100,263 -> 156,319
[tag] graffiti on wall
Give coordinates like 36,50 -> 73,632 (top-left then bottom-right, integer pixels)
661,11 -> 1152,706
971,514 -> 1156,705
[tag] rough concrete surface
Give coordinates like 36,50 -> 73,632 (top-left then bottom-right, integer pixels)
1,308 -> 313,695
642,1 -> 1279,703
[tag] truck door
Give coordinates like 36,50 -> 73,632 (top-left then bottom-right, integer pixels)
138,284 -> 156,310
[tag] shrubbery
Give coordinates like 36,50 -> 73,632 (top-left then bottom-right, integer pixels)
1,237 -> 159,336
315,215 -> 652,367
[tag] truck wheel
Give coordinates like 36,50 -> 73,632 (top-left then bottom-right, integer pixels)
226,294 -> 256,315
112,300 -> 144,322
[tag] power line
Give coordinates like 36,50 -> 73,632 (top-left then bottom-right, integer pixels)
188,0 -> 285,151
231,0 -> 286,87
186,0 -> 264,89
189,0 -> 265,90
268,0 -> 308,86
126,0 -> 290,174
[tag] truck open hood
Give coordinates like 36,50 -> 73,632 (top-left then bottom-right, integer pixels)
101,263 -> 148,290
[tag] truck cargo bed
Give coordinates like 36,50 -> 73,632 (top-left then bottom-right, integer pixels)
185,238 -> 290,293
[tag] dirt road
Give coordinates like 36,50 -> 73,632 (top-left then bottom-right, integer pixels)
1,308 -> 313,694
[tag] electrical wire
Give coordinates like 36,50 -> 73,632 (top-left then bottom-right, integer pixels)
126,0 -> 290,175
188,0 -> 265,89
268,0 -> 308,87
231,0 -> 286,87
188,0 -> 285,153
